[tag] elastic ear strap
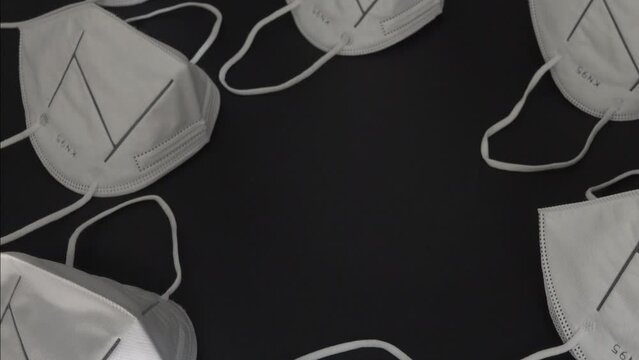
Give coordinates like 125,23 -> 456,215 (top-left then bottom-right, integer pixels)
65,195 -> 182,299
219,0 -> 347,96
125,2 -> 222,64
480,56 -> 562,170
586,169 -> 639,200
0,22 -> 22,28
480,55 -> 615,172
0,182 -> 98,246
520,324 -> 590,360
0,122 -> 42,149
2,1 -> 86,28
295,340 -> 412,360
94,0 -> 150,7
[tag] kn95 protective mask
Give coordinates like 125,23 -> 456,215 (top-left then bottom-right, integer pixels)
219,0 -> 444,95
519,170 -> 638,360
481,0 -> 639,172
0,1 -> 222,245
1,195 -> 196,360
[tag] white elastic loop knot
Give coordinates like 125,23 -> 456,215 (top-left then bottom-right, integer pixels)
1,182 -> 98,246
295,340 -> 412,360
586,169 -> 639,200
219,0 -> 347,95
520,322 -> 593,360
66,195 -> 182,299
125,2 -> 222,64
480,55 -> 617,172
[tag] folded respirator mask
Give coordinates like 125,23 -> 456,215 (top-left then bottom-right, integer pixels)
0,1 -> 222,245
481,0 -> 638,172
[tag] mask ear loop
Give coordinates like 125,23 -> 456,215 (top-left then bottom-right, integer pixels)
0,122 -> 42,149
65,195 -> 182,299
519,322 -> 593,360
1,113 -> 49,149
295,339 -> 412,360
0,182 -> 98,246
0,22 -> 39,148
0,21 -> 24,29
219,0 -> 350,96
93,0 -> 150,7
586,169 -> 639,200
123,2 -> 222,64
480,55 -> 619,172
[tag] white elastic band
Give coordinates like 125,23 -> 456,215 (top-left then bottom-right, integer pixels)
586,169 -> 639,200
0,182 -> 98,246
95,0 -> 150,7
125,2 -> 222,64
481,55 -> 617,172
296,340 -> 412,360
219,0 -> 348,95
0,22 -> 22,29
65,195 -> 182,299
2,1 -> 84,29
0,122 -> 42,149
520,324 -> 591,360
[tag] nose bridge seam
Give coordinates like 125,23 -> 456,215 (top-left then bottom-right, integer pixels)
567,0 -> 595,42
101,338 -> 121,360
8,305 -> 30,360
141,300 -> 161,316
0,276 -> 22,324
103,79 -> 174,163
73,53 -> 116,148
354,0 -> 380,27
596,239 -> 639,311
48,30 -> 86,108
601,0 -> 639,76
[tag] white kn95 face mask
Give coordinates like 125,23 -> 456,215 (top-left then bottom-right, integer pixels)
519,170 -> 638,360
481,0 -> 639,172
0,1 -> 222,245
1,195 -> 196,360
220,0 -> 444,95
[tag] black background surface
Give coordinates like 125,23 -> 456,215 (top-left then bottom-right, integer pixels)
1,1 -> 638,359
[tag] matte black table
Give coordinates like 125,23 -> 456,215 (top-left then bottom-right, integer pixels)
2,1 -> 638,359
